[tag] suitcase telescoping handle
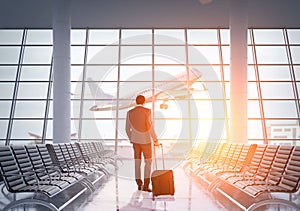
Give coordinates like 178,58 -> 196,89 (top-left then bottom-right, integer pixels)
153,143 -> 165,170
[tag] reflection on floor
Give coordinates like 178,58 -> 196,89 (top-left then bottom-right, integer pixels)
80,167 -> 224,211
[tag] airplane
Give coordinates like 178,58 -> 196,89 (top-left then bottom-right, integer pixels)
28,132 -> 42,139
88,68 -> 206,111
28,132 -> 78,139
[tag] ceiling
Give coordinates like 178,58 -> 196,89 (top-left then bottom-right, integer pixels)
1,0 -> 300,29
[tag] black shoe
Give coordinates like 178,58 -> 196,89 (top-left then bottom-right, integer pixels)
138,185 -> 143,191
142,186 -> 152,192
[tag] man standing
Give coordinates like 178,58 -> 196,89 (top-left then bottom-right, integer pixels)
126,95 -> 159,192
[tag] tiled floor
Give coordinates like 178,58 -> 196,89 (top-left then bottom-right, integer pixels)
80,166 -> 225,211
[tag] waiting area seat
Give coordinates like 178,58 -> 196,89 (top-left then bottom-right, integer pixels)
0,141 -> 122,211
183,142 -> 300,210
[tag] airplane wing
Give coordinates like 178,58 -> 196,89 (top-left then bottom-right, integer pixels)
90,101 -> 136,111
28,132 -> 77,139
28,132 -> 42,139
71,133 -> 77,138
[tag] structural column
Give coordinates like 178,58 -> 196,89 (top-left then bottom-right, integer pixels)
52,0 -> 71,143
230,0 -> 248,143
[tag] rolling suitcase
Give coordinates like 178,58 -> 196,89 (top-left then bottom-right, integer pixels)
151,143 -> 175,200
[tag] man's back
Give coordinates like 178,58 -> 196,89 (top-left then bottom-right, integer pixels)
128,106 -> 151,132
126,106 -> 157,144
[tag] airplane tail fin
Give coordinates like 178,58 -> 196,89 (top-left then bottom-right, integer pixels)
87,77 -> 114,99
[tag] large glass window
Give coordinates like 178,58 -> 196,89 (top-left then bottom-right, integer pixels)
0,28 -> 299,147
249,28 -> 300,145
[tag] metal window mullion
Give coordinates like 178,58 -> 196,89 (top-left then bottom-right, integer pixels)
184,28 -> 193,148
217,28 -> 230,142
41,57 -> 53,143
185,28 -> 193,210
114,29 -> 122,153
152,29 -> 155,119
78,28 -> 90,141
250,29 -> 268,144
5,29 -> 27,145
283,28 -> 300,127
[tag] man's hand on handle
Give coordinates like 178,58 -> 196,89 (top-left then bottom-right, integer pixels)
154,140 -> 161,146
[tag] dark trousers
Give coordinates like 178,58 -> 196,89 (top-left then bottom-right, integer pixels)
133,143 -> 152,187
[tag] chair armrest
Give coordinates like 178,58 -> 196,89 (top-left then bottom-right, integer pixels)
43,166 -> 63,180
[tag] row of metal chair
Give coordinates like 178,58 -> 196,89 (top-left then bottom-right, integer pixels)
183,142 -> 300,210
0,141 -> 121,211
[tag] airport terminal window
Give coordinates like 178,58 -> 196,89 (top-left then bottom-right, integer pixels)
26,30 -> 52,45
154,29 -> 185,44
253,29 -> 285,44
0,83 -> 15,99
71,46 -> 85,64
0,30 -> 23,44
0,66 -> 17,81
20,66 -> 51,81
0,28 -> 300,147
14,101 -> 46,118
255,46 -> 289,64
71,29 -> 86,45
88,29 -> 119,45
121,29 -> 152,44
287,29 -> 300,44
290,46 -> 300,63
0,47 -> 20,64
187,29 -> 218,44
256,66 -> 291,81
249,28 -> 300,145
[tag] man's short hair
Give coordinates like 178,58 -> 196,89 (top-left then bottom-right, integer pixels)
136,95 -> 145,105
